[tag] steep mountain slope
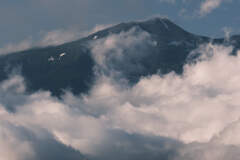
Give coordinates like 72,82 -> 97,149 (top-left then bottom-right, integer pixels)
0,18 -> 238,96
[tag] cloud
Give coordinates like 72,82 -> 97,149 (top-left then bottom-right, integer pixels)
0,0 -> 154,52
159,0 -> 176,4
88,24 -> 114,35
38,29 -> 82,47
2,28 -> 240,160
91,27 -> 151,66
87,42 -> 240,160
90,27 -> 157,82
100,43 -> 240,145
86,40 -> 240,159
0,25 -> 112,55
222,27 -> 233,41
0,39 -> 32,55
0,74 -> 181,160
0,29 -> 80,55
199,0 -> 230,16
0,122 -> 35,160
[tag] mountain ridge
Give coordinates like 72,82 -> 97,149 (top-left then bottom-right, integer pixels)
0,18 -> 239,97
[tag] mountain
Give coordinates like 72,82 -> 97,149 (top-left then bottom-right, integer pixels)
0,17 -> 239,96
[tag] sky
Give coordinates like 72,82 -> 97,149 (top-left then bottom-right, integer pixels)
0,0 -> 240,49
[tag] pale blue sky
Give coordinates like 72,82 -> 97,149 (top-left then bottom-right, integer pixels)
0,0 -> 239,48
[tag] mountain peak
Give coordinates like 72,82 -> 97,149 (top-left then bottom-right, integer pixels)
143,16 -> 170,23
86,17 -> 191,42
114,17 -> 177,32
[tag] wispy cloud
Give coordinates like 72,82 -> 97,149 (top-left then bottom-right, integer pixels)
199,0 -> 227,16
0,24 -> 112,56
0,29 -> 80,55
222,27 -> 233,41
0,39 -> 33,55
38,29 -> 81,47
159,0 -> 176,4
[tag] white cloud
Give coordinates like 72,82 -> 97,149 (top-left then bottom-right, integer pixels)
0,91 -> 107,156
91,27 -> 151,66
85,41 -> 240,159
222,27 -> 233,41
199,0 -> 230,16
90,27 -> 157,80
98,43 -> 240,145
0,122 -> 35,160
2,28 -> 240,160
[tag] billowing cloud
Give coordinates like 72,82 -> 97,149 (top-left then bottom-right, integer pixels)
1,28 -> 240,160
88,43 -> 240,144
0,74 -> 180,160
90,27 -> 158,81
91,27 -> 152,66
68,41 -> 240,160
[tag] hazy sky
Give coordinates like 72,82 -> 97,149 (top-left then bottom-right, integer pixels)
1,0 -> 240,47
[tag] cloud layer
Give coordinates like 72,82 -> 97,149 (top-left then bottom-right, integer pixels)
1,29 -> 240,160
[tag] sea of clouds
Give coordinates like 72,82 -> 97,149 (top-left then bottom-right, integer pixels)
1,29 -> 240,160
